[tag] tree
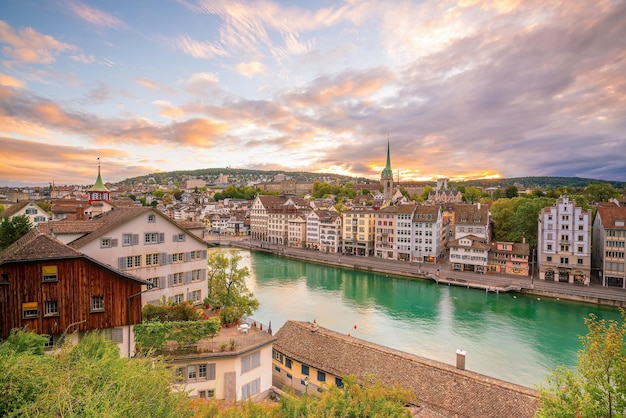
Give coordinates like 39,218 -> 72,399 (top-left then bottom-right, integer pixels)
0,215 -> 33,250
462,186 -> 484,203
0,329 -> 191,417
490,196 -> 554,249
536,310 -> 626,418
205,249 -> 259,322
505,185 -> 519,198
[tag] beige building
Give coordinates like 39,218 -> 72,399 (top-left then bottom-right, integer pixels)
342,209 -> 376,256
592,202 -> 626,288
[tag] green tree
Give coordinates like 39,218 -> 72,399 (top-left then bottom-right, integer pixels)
463,187 -> 484,203
505,185 -> 519,198
490,196 -> 554,249
0,329 -> 190,417
152,189 -> 164,198
0,215 -> 33,250
205,249 -> 259,322
583,183 -> 621,204
536,310 -> 626,418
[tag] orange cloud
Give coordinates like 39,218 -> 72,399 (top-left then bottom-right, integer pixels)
0,20 -> 76,64
0,73 -> 24,88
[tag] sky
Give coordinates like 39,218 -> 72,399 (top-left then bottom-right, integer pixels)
1,0 -> 625,187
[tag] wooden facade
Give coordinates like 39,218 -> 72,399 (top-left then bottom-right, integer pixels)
0,230 -> 145,341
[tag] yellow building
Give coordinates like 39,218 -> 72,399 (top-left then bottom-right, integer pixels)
341,209 -> 376,256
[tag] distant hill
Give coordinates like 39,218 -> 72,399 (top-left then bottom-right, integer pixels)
117,169 -> 625,191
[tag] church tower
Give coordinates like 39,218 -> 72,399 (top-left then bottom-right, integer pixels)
380,139 -> 394,202
87,158 -> 110,204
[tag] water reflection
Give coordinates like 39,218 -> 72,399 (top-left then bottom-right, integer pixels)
224,249 -> 623,388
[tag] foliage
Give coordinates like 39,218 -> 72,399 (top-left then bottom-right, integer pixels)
462,186 -> 486,203
142,300 -> 205,322
206,249 -> 259,322
134,318 -> 221,354
490,196 -> 555,249
213,185 -> 263,201
505,185 -> 519,198
36,201 -> 51,213
312,181 -> 357,201
0,330 -> 190,417
536,310 -> 626,418
0,215 -> 33,250
279,374 -> 414,417
0,328 -> 49,356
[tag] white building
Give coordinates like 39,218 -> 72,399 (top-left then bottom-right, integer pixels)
68,207 -> 208,306
448,234 -> 490,273
537,196 -> 591,284
0,200 -> 50,226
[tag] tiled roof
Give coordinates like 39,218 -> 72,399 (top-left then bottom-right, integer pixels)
596,205 -> 626,230
274,320 -> 538,418
489,241 -> 530,255
448,234 -> 491,250
453,204 -> 490,225
67,207 -> 152,248
413,206 -> 440,222
41,220 -> 104,235
0,200 -> 31,218
0,228 -> 147,284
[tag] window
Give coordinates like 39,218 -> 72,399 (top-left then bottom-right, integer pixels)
174,233 -> 186,242
242,351 -> 261,373
148,214 -> 156,223
173,294 -> 184,305
126,255 -> 141,269
44,334 -> 54,350
25,208 -> 38,214
317,370 -> 326,382
335,377 -> 343,388
91,296 -> 104,312
22,302 -> 38,319
172,252 -> 184,263
44,300 -> 59,316
123,233 -> 139,246
285,358 -> 292,369
1,273 -> 8,284
189,290 -> 201,302
578,258 -> 584,265
191,269 -> 202,282
301,364 -> 309,376
198,389 -> 215,399
100,238 -> 111,248
242,378 -> 260,399
42,265 -> 58,282
547,256 -> 552,262
145,232 -> 159,244
190,250 -> 202,260
34,216 -> 46,223
188,365 -> 197,380
273,349 -> 284,363
146,277 -> 159,290
146,253 -> 159,266
172,272 -> 183,286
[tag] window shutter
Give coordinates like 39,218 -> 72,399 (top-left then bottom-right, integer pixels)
173,234 -> 179,242
158,233 -> 165,243
168,254 -> 173,264
159,276 -> 166,289
111,239 -> 118,247
132,234 -> 139,245
118,257 -> 126,270
111,328 -> 123,343
160,253 -> 168,265
201,269 -> 206,282
185,252 -> 191,262
202,250 -> 207,259
168,274 -> 173,287
185,271 -> 192,284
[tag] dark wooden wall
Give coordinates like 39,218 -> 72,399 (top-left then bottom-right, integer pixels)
0,257 -> 142,340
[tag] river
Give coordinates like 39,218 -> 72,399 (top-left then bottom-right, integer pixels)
229,249 -> 622,388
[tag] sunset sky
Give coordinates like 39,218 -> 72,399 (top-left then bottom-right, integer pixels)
1,0 -> 625,187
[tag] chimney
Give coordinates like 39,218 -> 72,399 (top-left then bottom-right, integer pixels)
456,349 -> 467,370
76,206 -> 85,221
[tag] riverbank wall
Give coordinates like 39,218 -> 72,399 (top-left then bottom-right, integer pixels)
221,241 -> 626,309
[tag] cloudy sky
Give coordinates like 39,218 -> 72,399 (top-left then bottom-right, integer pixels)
1,0 -> 625,187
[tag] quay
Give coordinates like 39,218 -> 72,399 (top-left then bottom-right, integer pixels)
209,236 -> 626,309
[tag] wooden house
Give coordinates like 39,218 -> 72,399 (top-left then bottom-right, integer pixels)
0,228 -> 146,356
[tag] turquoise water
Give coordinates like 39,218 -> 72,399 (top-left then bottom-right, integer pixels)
232,249 -> 622,388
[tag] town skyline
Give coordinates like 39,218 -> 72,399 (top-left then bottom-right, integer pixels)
1,0 -> 625,187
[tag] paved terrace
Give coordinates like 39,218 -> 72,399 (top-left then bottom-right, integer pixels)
213,236 -> 626,308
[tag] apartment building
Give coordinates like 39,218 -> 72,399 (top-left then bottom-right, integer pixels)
537,196 -> 592,284
375,204 -> 416,260
413,205 -> 448,264
250,195 -> 309,244
287,215 -> 307,248
342,209 -> 376,256
451,203 -> 491,241
592,203 -> 626,288
448,234 -> 490,273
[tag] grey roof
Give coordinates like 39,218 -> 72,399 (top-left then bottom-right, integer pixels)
0,200 -> 32,218
275,320 -> 538,418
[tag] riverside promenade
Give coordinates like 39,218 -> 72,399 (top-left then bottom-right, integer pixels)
209,235 -> 626,309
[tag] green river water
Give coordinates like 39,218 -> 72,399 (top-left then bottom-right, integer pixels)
234,249 -> 622,389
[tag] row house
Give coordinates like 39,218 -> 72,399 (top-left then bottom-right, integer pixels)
487,241 -> 530,276
250,195 -> 309,242
375,205 -> 412,260
413,205 -> 448,264
592,203 -> 626,288
66,207 -> 208,307
0,229 -> 144,357
342,209 -> 377,256
306,210 -> 342,253
449,234 -> 490,273
537,196 -> 592,284
451,203 -> 491,241
287,215 -> 307,248
226,211 -> 249,236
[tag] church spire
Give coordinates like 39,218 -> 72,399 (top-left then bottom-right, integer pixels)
88,158 -> 110,204
381,136 -> 393,180
380,136 -> 394,203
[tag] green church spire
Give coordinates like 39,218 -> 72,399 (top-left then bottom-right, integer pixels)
381,137 -> 393,180
89,158 -> 110,192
